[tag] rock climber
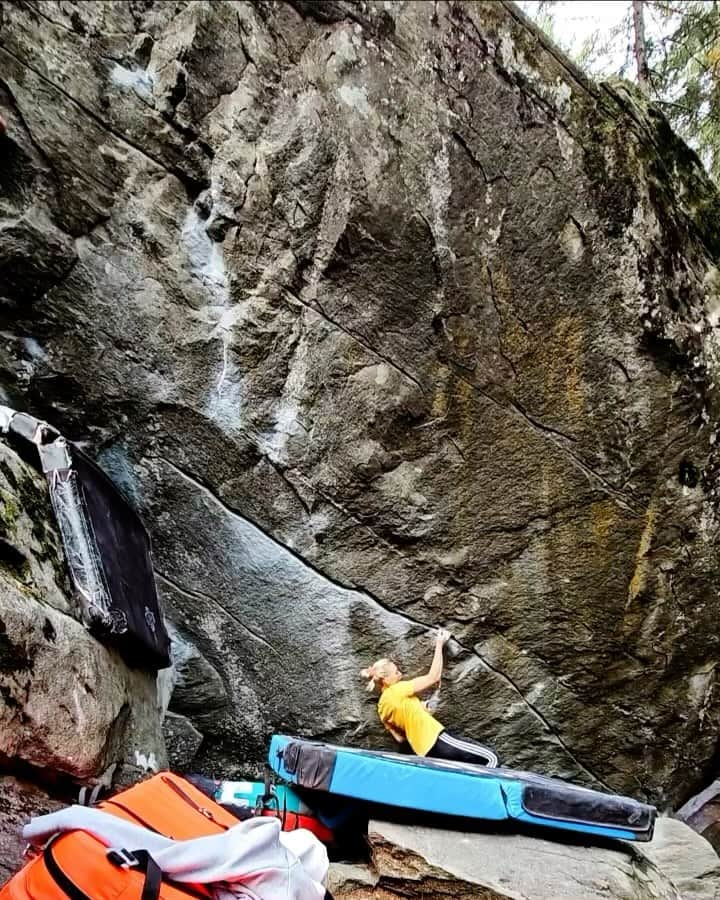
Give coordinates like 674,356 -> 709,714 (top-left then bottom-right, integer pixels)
361,628 -> 499,767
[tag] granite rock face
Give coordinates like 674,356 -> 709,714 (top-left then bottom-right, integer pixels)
2,0 -> 720,803
163,711 -> 204,772
0,440 -> 166,782
327,817 -> 720,900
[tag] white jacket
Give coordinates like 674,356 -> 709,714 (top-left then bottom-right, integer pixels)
23,805 -> 328,899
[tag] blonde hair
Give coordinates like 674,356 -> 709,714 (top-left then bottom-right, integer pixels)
360,658 -> 396,692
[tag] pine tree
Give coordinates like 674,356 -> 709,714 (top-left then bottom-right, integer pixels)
520,1 -> 720,181
632,0 -> 651,90
649,1 -> 720,181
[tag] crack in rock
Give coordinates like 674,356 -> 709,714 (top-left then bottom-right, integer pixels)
156,454 -> 427,625
156,454 -> 610,781
460,642 -> 612,790
283,287 -> 427,397
0,42 -> 208,191
155,569 -> 277,655
449,366 -> 641,515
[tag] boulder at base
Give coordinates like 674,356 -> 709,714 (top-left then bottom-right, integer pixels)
327,817 -> 720,900
0,776 -> 63,884
676,779 -> 720,854
0,440 -> 166,781
0,438 -> 167,882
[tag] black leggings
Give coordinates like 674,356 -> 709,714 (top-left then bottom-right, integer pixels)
426,730 -> 499,767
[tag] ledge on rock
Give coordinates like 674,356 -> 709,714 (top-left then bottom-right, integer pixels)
163,711 -> 204,772
327,817 -> 720,899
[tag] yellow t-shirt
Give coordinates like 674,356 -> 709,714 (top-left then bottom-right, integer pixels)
378,680 -> 444,756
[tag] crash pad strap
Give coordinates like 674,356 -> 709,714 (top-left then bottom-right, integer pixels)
107,848 -> 162,900
44,839 -> 92,900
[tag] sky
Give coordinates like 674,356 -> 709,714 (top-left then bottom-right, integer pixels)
519,1 -> 669,81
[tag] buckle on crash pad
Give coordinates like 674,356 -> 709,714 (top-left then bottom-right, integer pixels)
107,848 -> 141,869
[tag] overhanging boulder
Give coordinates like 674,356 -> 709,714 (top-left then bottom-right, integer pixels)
1,0 -> 719,802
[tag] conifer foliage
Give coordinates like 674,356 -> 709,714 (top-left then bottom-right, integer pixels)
522,1 -> 720,181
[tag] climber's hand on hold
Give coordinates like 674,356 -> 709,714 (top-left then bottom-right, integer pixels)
435,628 -> 451,646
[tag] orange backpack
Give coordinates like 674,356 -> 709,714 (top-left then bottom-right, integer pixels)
0,773 -> 240,899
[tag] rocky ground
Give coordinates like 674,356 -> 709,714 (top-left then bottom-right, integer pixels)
328,816 -> 720,899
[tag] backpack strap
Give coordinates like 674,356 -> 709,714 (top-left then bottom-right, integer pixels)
107,848 -> 162,900
42,832 -> 202,900
43,838 -> 92,900
261,775 -> 276,807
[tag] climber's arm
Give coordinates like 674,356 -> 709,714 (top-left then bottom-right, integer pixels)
409,629 -> 450,695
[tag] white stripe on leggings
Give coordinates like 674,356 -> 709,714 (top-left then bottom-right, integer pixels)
439,732 -> 498,766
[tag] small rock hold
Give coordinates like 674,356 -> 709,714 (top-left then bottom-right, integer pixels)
679,459 -> 700,488
132,33 -> 154,67
194,193 -> 213,220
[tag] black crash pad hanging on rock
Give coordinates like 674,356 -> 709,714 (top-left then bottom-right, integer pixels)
0,407 -> 171,670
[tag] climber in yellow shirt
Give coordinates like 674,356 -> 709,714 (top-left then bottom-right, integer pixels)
360,629 -> 499,766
